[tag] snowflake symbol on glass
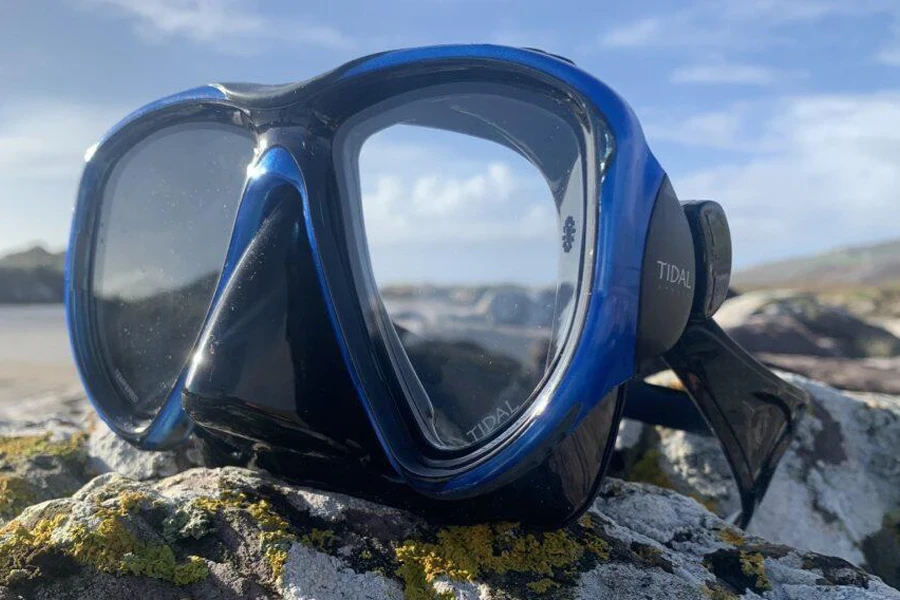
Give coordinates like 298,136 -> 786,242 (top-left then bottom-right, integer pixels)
562,216 -> 576,253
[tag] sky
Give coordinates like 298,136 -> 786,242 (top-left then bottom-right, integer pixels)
1,0 -> 899,274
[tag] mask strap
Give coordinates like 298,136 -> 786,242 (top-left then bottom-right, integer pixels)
622,380 -> 710,434
664,318 -> 809,527
627,198 -> 810,527
623,322 -> 809,527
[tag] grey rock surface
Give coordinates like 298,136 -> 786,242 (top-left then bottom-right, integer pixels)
626,372 -> 900,590
87,418 -> 201,481
755,354 -> 900,395
715,291 -> 900,359
1,466 -> 897,600
0,362 -> 898,597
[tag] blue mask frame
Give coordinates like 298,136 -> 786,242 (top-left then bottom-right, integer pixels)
67,45 -> 809,528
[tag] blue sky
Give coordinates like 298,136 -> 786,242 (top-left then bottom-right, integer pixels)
1,0 -> 899,270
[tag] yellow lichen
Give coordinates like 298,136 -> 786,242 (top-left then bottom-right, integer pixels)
739,552 -> 771,591
187,486 -> 296,583
527,578 -> 559,593
264,546 -> 290,581
0,489 -> 208,587
628,450 -> 674,489
394,519 -> 610,600
703,582 -> 740,600
173,555 -> 210,586
0,476 -> 34,520
302,528 -> 337,553
117,490 -> 153,513
0,513 -> 67,584
718,528 -> 746,547
633,543 -> 662,561
628,450 -> 718,513
0,432 -> 87,465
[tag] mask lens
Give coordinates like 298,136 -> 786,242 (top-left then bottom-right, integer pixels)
91,122 -> 255,419
343,87 -> 587,449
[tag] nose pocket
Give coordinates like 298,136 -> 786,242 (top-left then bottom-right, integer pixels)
183,183 -> 375,458
185,190 -> 301,415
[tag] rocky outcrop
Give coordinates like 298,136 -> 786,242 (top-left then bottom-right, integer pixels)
755,354 -> 900,395
714,292 -> 900,393
715,291 -> 900,359
1,375 -> 898,597
623,372 -> 900,590
1,466 -> 898,600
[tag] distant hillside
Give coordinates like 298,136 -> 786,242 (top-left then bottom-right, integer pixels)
0,246 -> 66,304
0,246 -> 66,271
733,238 -> 900,290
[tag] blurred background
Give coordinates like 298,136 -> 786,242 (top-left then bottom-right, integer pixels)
1,0 -> 898,405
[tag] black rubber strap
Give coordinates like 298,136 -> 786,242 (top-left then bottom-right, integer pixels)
663,319 -> 809,527
622,380 -> 711,435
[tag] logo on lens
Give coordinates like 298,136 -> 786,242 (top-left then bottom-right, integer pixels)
562,216 -> 576,253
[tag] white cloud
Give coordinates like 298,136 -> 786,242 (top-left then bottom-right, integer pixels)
667,93 -> 900,266
0,101 -> 119,179
599,18 -> 663,48
597,0 -> 896,51
878,48 -> 900,66
671,63 -> 777,86
0,100 -> 123,252
80,0 -> 352,52
646,104 -> 777,152
877,20 -> 900,66
361,161 -> 556,246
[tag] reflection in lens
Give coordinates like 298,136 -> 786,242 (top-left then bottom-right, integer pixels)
347,89 -> 588,449
92,122 -> 255,418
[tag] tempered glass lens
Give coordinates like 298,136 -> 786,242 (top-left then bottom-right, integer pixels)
92,122 -> 255,417
343,87 -> 587,449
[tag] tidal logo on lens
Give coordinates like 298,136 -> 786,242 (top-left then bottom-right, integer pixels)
656,260 -> 692,290
467,400 -> 521,442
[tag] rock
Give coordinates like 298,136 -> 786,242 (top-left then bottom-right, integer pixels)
0,423 -> 90,526
0,466 -> 897,599
715,291 -> 900,359
621,372 -> 900,590
0,397 -> 200,526
87,419 -> 201,481
477,289 -> 533,326
1,378 -> 899,598
755,354 -> 900,395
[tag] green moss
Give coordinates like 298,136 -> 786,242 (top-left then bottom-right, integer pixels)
0,489 -> 208,587
739,552 -> 771,591
394,517 -> 611,600
0,476 -> 34,520
0,432 -> 87,466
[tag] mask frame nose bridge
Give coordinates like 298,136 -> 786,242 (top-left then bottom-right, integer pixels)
141,145 -> 315,451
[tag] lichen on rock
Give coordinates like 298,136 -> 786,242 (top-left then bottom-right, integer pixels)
0,482 -> 208,589
1,374 -> 900,600
394,518 -> 611,599
0,432 -> 87,463
0,475 -> 34,520
0,430 -> 91,527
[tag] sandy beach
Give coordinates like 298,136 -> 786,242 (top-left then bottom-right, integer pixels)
0,305 -> 81,406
